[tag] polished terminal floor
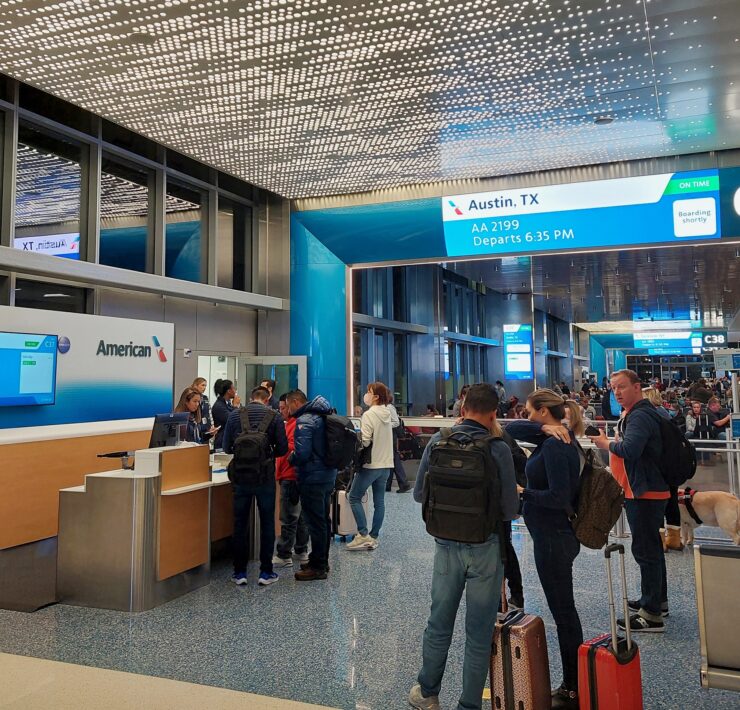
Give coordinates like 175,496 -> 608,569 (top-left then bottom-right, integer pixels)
0,493 -> 737,710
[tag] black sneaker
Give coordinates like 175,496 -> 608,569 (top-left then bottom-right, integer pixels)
627,599 -> 669,618
508,595 -> 524,610
551,685 -> 578,709
617,614 -> 665,633
300,562 -> 330,572
397,484 -> 412,493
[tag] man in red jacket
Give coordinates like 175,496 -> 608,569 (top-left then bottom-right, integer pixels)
273,393 -> 310,567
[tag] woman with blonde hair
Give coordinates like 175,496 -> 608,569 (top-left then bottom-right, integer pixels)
190,376 -> 212,426
642,387 -> 670,419
504,389 -> 585,710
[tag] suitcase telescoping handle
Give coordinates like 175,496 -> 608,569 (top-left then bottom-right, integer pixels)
604,543 -> 632,653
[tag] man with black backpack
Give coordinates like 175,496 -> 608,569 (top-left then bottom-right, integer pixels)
286,390 -> 343,581
223,386 -> 288,587
591,369 -> 674,633
409,384 -> 519,710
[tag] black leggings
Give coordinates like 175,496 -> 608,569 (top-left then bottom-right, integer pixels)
665,486 -> 680,527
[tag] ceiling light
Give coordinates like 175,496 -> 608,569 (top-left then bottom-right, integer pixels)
43,293 -> 72,298
594,116 -> 614,125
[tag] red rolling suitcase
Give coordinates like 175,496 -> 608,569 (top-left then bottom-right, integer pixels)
578,543 -> 643,710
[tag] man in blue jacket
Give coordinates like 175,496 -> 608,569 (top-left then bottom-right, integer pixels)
286,389 -> 337,581
592,369 -> 670,632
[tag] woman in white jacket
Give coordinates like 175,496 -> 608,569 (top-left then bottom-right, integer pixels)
347,381 -> 395,551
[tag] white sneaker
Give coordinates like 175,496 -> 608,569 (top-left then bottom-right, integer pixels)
408,684 -> 440,710
346,534 -> 374,551
272,555 -> 293,568
294,551 -> 309,564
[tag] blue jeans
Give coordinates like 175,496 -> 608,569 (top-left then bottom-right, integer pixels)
526,517 -> 583,692
349,467 -> 389,537
299,480 -> 335,573
625,498 -> 668,621
276,480 -> 309,558
233,482 -> 276,575
418,534 -> 504,710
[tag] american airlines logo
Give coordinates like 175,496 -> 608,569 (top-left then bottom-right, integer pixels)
96,336 -> 167,362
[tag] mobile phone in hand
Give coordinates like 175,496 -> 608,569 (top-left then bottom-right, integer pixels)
585,425 -> 601,436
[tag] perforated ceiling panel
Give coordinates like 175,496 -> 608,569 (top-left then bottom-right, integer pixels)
0,0 -> 738,198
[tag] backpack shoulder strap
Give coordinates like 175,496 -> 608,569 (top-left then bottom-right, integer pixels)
238,408 -> 250,431
256,408 -> 277,433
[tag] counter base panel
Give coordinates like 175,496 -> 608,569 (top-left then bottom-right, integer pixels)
0,537 -> 57,612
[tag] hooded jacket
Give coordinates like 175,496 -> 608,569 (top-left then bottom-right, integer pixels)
289,395 -> 337,485
609,398 -> 668,497
360,404 -> 395,469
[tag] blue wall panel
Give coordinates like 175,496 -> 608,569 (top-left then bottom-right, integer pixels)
290,217 -> 348,414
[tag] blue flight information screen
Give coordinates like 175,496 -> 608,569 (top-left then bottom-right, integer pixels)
0,332 -> 59,407
503,324 -> 534,380
442,170 -> 721,258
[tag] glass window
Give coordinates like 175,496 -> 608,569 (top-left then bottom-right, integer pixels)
165,180 -> 204,282
217,198 -> 252,291
375,331 -> 387,384
14,278 -> 87,313
99,156 -> 152,272
353,329 -> 363,412
393,267 -> 407,322
15,124 -> 82,260
352,270 -> 364,314
393,333 -> 408,413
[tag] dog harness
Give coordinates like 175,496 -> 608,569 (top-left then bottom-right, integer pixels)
679,486 -> 703,525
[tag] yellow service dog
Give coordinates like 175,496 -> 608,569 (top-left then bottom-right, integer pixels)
679,487 -> 740,545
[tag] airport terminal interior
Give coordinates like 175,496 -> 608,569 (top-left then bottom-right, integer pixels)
1,1 -> 740,708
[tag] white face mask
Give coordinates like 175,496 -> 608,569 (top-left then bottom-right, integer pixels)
363,392 -> 375,407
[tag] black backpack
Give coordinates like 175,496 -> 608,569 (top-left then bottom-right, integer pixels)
646,408 -> 697,487
322,414 -> 360,470
422,430 -> 503,543
568,443 -> 625,550
227,409 -> 278,485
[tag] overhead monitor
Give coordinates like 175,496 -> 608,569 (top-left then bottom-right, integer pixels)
443,169 -> 721,258
633,331 -> 702,354
634,330 -> 727,355
0,332 -> 59,406
503,323 -> 534,380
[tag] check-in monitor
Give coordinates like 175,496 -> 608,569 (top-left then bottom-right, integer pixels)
0,332 -> 59,407
149,412 -> 189,448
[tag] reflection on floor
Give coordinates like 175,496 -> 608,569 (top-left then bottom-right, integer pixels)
0,493 -> 737,710
0,652 -> 337,709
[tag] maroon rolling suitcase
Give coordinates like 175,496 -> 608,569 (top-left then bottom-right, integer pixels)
491,590 -> 551,710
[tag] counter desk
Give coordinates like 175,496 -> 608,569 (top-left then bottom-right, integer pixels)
0,420 -> 153,612
57,446 -> 242,613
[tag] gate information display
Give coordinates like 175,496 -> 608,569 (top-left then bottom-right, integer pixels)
442,170 -> 721,258
503,323 -> 534,380
0,332 -> 58,406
